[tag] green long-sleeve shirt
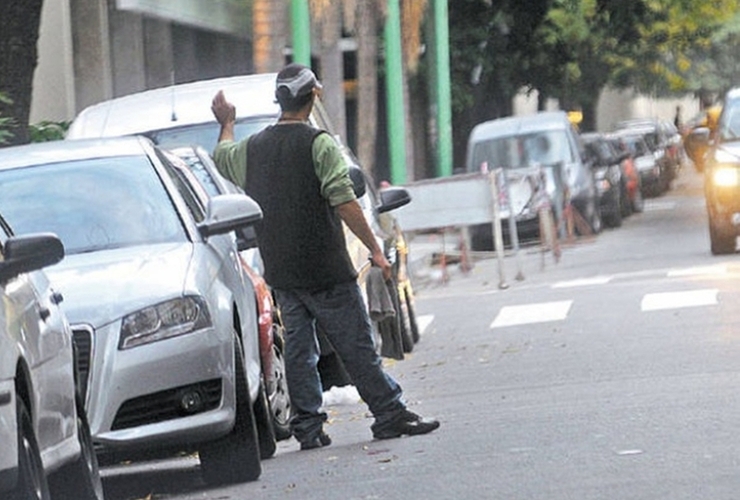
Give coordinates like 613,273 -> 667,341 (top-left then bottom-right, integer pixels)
212,127 -> 356,207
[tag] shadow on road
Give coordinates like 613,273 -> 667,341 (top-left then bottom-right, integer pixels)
101,457 -> 209,500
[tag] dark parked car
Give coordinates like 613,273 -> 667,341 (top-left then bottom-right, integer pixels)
687,87 -> 740,254
605,134 -> 644,214
581,132 -> 624,228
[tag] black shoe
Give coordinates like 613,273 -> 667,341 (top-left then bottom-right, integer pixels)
300,431 -> 332,450
372,410 -> 440,440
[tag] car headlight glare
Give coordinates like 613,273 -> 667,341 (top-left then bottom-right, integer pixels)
712,167 -> 740,187
119,296 -> 211,349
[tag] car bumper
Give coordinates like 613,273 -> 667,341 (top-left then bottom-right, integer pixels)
81,320 -> 236,453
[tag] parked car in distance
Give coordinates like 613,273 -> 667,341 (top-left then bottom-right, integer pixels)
581,132 -> 624,228
464,111 -> 600,249
612,131 -> 664,198
66,72 -> 421,368
605,134 -> 644,215
615,118 -> 679,191
0,223 -> 104,500
687,87 -> 740,254
0,136 -> 273,485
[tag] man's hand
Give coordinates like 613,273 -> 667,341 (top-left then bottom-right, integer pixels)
370,249 -> 392,282
211,90 -> 236,125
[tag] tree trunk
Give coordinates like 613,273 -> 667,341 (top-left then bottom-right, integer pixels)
253,0 -> 288,73
0,0 -> 44,146
355,0 -> 379,177
315,0 -> 347,141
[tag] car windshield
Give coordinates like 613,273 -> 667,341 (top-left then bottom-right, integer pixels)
718,98 -> 740,142
0,155 -> 187,254
147,117 -> 277,152
470,130 -> 574,171
621,136 -> 649,157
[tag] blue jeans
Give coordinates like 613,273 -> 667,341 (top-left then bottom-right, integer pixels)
274,280 -> 405,443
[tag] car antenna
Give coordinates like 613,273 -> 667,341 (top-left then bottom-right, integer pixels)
170,70 -> 177,122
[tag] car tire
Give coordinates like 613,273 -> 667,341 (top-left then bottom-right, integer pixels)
253,378 -> 277,460
47,394 -> 104,500
709,215 -> 737,255
267,327 -> 292,441
199,336 -> 261,485
11,396 -> 51,500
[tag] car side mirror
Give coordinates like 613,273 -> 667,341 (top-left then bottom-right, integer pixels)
378,186 -> 411,214
0,233 -> 64,282
198,193 -> 263,238
349,165 -> 367,199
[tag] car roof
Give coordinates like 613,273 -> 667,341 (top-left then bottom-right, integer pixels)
67,73 -> 280,139
468,111 -> 571,143
0,136 -> 150,170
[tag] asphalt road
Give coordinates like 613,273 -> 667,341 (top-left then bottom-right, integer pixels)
102,166 -> 740,500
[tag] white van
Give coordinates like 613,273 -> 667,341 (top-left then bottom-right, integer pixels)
464,111 -> 599,250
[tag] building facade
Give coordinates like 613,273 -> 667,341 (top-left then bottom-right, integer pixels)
31,0 -> 257,123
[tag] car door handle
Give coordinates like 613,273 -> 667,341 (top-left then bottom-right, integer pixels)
50,291 -> 64,305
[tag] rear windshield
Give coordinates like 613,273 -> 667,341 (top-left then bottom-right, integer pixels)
147,117 -> 276,152
470,130 -> 575,172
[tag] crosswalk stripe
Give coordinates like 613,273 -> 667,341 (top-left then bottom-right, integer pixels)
667,265 -> 727,277
641,289 -> 718,311
552,276 -> 612,288
491,300 -> 573,328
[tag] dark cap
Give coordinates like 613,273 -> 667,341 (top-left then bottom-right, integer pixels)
275,63 -> 323,98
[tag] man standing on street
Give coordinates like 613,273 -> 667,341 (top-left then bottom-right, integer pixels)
210,63 -> 439,450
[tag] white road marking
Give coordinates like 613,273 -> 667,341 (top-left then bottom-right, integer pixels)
641,289 -> 718,311
491,300 -> 573,328
552,276 -> 613,288
416,314 -> 434,335
667,265 -> 727,277
644,200 -> 677,211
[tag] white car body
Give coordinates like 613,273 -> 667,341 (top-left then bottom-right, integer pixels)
0,227 -> 103,498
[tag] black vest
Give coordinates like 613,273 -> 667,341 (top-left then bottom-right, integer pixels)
245,123 -> 357,290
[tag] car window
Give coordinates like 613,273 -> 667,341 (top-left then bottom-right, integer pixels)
147,117 -> 276,153
471,130 -> 573,171
719,98 -> 740,141
156,150 -> 207,223
0,155 -> 187,254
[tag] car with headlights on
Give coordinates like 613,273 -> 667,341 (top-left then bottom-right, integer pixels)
688,87 -> 740,254
0,136 -> 273,485
0,224 -> 103,500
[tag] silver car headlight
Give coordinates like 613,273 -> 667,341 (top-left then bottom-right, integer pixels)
119,296 -> 212,350
712,165 -> 740,187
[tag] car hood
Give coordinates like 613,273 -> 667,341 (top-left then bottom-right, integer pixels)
715,143 -> 740,163
45,243 -> 194,328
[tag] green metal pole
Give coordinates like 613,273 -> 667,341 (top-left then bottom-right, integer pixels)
291,0 -> 311,66
385,0 -> 407,185
432,0 -> 453,177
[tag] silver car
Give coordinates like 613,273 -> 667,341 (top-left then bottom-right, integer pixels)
0,224 -> 103,500
0,136 -> 273,485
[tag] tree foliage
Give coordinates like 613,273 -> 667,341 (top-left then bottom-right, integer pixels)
0,0 -> 44,146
